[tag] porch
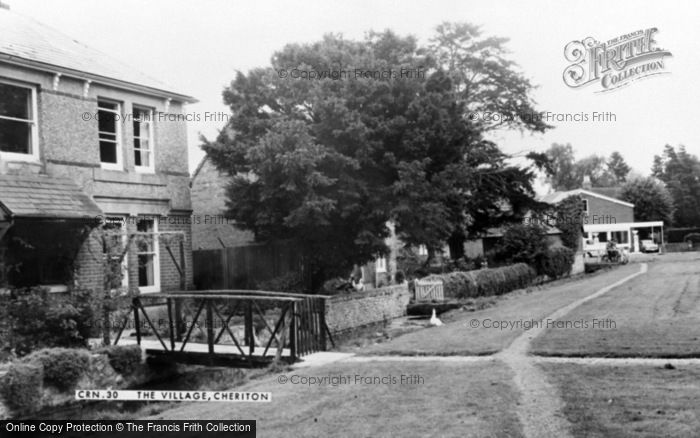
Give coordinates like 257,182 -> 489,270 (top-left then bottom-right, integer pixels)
583,221 -> 665,255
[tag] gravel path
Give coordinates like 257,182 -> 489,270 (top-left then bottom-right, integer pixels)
496,263 -> 648,438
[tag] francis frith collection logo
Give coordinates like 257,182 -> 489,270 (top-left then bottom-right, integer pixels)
563,28 -> 672,92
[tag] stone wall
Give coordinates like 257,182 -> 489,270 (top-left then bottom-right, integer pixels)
324,284 -> 410,335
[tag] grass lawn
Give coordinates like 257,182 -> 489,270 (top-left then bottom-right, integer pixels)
362,264 -> 640,356
150,360 -> 524,438
539,362 -> 700,438
531,253 -> 700,358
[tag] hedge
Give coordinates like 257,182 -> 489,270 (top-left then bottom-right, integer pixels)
96,344 -> 142,376
538,247 -> 575,279
23,348 -> 91,391
6,287 -> 97,356
0,361 -> 43,413
423,263 -> 537,299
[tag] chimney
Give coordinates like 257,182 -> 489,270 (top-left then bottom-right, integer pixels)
582,175 -> 592,189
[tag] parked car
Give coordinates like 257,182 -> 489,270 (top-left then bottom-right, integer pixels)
641,239 -> 659,253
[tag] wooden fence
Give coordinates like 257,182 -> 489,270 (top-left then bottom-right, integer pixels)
413,280 -> 444,302
193,241 -> 301,290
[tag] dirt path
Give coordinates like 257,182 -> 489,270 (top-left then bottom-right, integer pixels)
496,263 -> 648,438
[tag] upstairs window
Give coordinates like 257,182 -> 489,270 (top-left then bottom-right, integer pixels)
133,106 -> 154,172
0,80 -> 38,161
98,99 -> 122,170
581,199 -> 589,214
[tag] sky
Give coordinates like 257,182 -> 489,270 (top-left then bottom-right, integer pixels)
9,0 -> 700,176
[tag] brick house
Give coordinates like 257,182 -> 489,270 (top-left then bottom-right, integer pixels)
0,6 -> 196,294
540,185 -> 665,254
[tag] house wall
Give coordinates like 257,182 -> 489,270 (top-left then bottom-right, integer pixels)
582,195 -> 634,225
0,63 -> 193,293
190,157 -> 254,250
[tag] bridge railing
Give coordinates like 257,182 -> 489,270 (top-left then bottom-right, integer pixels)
111,290 -> 333,365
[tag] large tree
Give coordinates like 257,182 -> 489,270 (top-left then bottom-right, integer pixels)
608,151 -> 631,183
651,145 -> 700,226
204,25 -> 548,290
544,145 -> 628,190
620,177 -> 675,224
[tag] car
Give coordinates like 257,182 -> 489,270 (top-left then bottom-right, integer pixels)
641,239 -> 659,253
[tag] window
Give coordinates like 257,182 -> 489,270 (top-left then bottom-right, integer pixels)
611,231 -> 629,244
375,256 -> 387,273
98,99 -> 122,169
133,106 -> 154,172
417,245 -> 428,256
582,199 -> 589,214
136,218 -> 160,293
0,80 -> 38,161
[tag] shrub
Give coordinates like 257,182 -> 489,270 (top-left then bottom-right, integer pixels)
8,287 -> 96,356
96,345 -> 142,376
424,263 -> 535,299
256,272 -> 306,294
23,348 -> 91,391
395,270 -> 406,284
0,361 -> 43,413
396,247 -> 429,279
321,277 -> 354,295
539,247 -> 575,279
684,233 -> 700,244
492,224 -> 549,268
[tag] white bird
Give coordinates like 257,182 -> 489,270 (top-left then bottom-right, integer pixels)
429,309 -> 443,327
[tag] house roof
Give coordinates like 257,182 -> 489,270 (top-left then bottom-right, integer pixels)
0,174 -> 103,219
539,188 -> 634,208
0,7 -> 196,102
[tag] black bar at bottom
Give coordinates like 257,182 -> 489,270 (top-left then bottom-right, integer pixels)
0,420 -> 256,437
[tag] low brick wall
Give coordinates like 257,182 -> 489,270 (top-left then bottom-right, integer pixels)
324,284 -> 410,335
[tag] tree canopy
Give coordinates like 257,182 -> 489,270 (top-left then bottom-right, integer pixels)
544,144 -> 631,190
620,177 -> 675,224
203,24 -> 549,290
651,145 -> 700,227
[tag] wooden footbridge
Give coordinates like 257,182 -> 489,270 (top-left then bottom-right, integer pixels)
111,290 -> 335,367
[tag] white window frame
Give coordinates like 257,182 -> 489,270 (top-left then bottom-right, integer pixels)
97,99 -> 123,171
0,79 -> 39,162
136,218 -> 160,294
133,106 -> 155,173
375,256 -> 387,273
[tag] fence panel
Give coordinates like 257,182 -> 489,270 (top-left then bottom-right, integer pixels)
194,241 -> 301,290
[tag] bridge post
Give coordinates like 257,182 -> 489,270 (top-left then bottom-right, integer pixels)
206,299 -> 214,357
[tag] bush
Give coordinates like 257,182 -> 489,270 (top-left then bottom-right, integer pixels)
492,224 -> 549,268
256,272 -> 306,294
538,247 -> 575,279
684,233 -> 700,244
96,345 -> 142,376
8,287 -> 96,356
394,270 -> 406,284
424,263 -> 535,299
0,361 -> 43,413
23,348 -> 91,391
